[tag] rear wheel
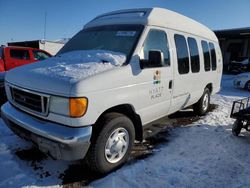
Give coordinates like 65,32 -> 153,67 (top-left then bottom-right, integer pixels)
193,88 -> 211,115
86,113 -> 135,174
232,120 -> 243,136
245,81 -> 250,91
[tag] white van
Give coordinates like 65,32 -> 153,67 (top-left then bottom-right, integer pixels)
1,8 -> 222,174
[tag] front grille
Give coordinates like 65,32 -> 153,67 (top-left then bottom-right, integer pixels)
9,86 -> 49,116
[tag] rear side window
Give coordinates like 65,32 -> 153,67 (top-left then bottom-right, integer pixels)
174,34 -> 189,74
188,37 -> 200,73
10,49 -> 30,60
33,50 -> 50,61
209,42 -> 217,70
201,41 -> 211,71
142,29 -> 170,65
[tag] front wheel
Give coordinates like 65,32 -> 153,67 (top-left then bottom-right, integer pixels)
86,113 -> 135,174
193,88 -> 211,116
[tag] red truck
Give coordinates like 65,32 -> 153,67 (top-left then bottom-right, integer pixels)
0,46 -> 51,72
0,46 -> 51,105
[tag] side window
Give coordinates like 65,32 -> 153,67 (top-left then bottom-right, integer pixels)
188,37 -> 200,73
209,42 -> 217,70
33,50 -> 50,61
10,49 -> 30,60
201,41 -> 211,71
174,34 -> 189,74
142,29 -> 170,65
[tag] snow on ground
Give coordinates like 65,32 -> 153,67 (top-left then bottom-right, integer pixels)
0,74 -> 249,188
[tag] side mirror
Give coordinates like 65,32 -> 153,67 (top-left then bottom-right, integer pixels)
140,50 -> 164,69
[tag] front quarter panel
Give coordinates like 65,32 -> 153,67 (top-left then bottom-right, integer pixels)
69,65 -> 141,126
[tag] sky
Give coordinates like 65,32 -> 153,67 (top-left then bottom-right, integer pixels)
0,0 -> 250,45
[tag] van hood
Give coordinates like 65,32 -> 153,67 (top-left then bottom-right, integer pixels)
5,50 -> 126,96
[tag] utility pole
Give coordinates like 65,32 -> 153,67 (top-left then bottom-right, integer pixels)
43,11 -> 47,49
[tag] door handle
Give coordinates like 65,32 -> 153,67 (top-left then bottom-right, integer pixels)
169,80 -> 173,89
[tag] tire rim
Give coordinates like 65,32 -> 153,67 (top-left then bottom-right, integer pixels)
202,93 -> 209,111
105,128 -> 129,164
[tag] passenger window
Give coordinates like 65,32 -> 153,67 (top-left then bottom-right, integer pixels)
201,41 -> 211,71
141,29 -> 170,65
10,49 -> 30,60
174,34 -> 189,74
209,42 -> 217,70
188,37 -> 200,73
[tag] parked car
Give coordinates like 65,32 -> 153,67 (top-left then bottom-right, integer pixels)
0,46 -> 52,72
228,57 -> 250,73
1,8 -> 222,174
233,72 -> 250,91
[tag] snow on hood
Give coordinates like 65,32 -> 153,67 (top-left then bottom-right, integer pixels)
240,58 -> 250,65
232,58 -> 250,65
237,72 -> 250,77
32,50 -> 126,84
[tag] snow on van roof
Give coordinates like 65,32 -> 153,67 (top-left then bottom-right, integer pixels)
85,7 -> 217,42
32,50 -> 126,83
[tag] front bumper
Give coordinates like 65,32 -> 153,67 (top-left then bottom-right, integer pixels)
1,102 -> 92,160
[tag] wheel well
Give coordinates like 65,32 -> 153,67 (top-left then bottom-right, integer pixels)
94,104 -> 143,142
206,83 -> 213,94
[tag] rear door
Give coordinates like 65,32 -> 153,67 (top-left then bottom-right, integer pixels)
5,48 -> 32,70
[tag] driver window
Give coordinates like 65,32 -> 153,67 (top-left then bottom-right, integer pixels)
140,29 -> 170,65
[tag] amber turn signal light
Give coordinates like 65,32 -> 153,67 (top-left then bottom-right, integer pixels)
69,97 -> 88,118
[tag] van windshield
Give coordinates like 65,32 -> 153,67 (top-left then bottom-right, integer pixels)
58,25 -> 144,62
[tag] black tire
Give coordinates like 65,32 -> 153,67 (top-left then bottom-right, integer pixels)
245,81 -> 250,91
232,120 -> 243,136
193,88 -> 211,116
86,112 -> 135,174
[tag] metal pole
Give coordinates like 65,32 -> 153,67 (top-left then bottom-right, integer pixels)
44,12 -> 47,40
43,12 -> 47,50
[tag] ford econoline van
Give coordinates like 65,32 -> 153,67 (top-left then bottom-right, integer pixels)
1,8 -> 222,174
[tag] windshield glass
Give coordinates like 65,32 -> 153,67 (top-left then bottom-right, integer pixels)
58,25 -> 144,62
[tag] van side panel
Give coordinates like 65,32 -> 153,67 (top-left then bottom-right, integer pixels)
168,29 -> 222,114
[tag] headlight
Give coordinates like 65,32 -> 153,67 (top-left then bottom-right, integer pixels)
49,96 -> 88,117
49,96 -> 69,116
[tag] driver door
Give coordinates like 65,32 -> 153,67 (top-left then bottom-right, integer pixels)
135,27 -> 173,125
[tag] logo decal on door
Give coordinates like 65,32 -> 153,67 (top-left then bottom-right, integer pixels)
153,70 -> 161,85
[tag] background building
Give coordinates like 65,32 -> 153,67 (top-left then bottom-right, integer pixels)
214,27 -> 250,71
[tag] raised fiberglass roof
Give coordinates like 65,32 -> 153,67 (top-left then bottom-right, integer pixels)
84,8 -> 218,42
